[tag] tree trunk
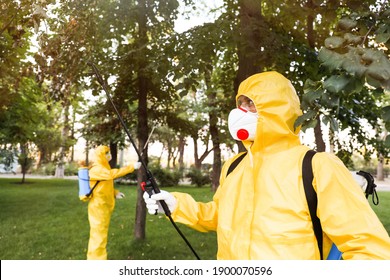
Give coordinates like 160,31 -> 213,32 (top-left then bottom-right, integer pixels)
235,0 -> 264,153
178,134 -> 185,170
20,144 -> 28,184
193,136 -> 201,169
234,0 -> 264,93
70,108 -> 76,162
85,139 -> 90,166
377,154 -> 384,181
134,0 -> 148,241
210,117 -> 221,192
313,117 -> 326,152
109,141 -> 118,168
205,72 -> 222,192
55,103 -> 70,178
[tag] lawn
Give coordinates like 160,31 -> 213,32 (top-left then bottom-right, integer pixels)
0,178 -> 389,260
0,178 -> 216,260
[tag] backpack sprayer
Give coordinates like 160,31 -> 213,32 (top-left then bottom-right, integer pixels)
87,62 -> 200,260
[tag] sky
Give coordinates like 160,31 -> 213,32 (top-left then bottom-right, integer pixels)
174,0 -> 224,33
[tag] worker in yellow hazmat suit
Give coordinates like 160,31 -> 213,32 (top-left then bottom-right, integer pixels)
87,145 -> 141,260
144,71 -> 390,259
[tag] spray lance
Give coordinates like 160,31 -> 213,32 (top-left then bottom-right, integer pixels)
87,62 -> 201,260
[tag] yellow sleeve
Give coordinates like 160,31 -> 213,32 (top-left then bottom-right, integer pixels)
90,164 -> 135,181
170,192 -> 218,232
110,165 -> 135,179
169,155 -> 244,232
313,152 -> 390,259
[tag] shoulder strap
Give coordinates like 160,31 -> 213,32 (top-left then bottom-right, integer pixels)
226,152 -> 247,177
302,150 -> 324,260
86,180 -> 100,197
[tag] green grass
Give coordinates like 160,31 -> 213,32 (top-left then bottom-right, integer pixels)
369,192 -> 390,234
0,178 -> 389,260
0,178 -> 216,260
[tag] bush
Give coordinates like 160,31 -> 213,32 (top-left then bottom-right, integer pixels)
150,166 -> 183,187
33,162 -> 78,176
64,162 -> 79,176
36,162 -> 57,175
186,167 -> 210,187
0,149 -> 17,172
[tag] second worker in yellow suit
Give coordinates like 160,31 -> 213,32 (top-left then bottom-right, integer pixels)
144,71 -> 390,259
87,145 -> 141,260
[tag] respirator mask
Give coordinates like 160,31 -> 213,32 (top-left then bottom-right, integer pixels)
228,96 -> 258,141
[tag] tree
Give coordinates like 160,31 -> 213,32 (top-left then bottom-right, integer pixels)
296,4 -> 390,167
1,77 -> 53,183
111,0 -> 191,240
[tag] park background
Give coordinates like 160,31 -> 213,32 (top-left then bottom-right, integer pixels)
1,0 -> 390,259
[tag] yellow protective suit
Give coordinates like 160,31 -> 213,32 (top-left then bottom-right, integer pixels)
87,145 -> 135,260
171,71 -> 390,259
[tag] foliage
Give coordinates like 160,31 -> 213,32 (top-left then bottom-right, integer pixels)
79,99 -> 128,149
0,0 -> 40,112
186,167 -> 211,187
33,162 -> 57,176
17,152 -> 34,174
150,165 -> 183,187
30,161 -> 79,176
0,148 -> 17,172
295,4 -> 390,159
0,75 -> 63,181
64,161 -> 79,176
145,156 -> 182,186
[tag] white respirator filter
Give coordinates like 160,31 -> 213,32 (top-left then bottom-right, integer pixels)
228,108 -> 258,141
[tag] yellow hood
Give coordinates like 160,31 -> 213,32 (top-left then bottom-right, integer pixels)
93,145 -> 111,169
237,71 -> 302,154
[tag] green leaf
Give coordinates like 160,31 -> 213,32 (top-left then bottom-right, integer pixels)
318,48 -> 344,70
306,118 -> 319,130
303,79 -> 320,93
381,106 -> 390,122
376,32 -> 390,44
324,36 -> 345,49
302,89 -> 323,105
323,75 -> 350,93
329,116 -> 339,132
344,33 -> 362,44
366,58 -> 390,82
294,110 -> 317,131
321,90 -> 340,108
342,77 -> 364,94
341,48 -> 367,77
385,135 -> 390,148
322,115 -> 339,132
338,17 -> 357,31
366,75 -> 383,88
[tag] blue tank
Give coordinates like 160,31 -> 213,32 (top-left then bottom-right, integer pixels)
78,168 -> 91,197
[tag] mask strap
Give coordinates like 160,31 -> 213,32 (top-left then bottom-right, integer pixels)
238,106 -> 248,113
